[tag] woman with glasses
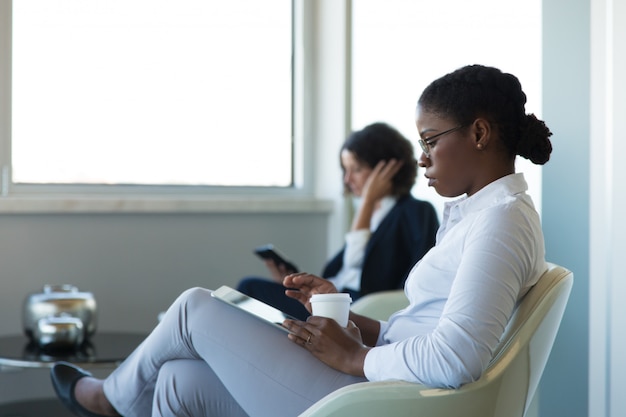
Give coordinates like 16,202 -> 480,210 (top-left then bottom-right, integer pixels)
50,64 -> 553,417
237,122 -> 439,321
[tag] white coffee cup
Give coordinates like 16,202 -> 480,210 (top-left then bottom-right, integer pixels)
310,293 -> 352,327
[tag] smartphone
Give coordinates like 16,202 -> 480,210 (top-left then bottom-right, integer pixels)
254,244 -> 299,273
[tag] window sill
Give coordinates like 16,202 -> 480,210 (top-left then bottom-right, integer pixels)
0,196 -> 334,214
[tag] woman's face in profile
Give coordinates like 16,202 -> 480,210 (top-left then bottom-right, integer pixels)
416,107 -> 475,198
341,150 -> 372,197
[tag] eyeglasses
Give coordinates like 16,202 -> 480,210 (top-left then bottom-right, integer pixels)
418,125 -> 467,157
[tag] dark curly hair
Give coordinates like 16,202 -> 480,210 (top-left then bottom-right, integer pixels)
341,122 -> 417,196
417,65 -> 552,165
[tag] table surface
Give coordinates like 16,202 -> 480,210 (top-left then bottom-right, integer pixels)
0,332 -> 147,369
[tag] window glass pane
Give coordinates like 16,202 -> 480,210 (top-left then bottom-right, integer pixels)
12,0 -> 293,186
352,0 -> 542,215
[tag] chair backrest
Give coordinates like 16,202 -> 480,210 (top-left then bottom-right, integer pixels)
482,262 -> 573,416
300,262 -> 573,417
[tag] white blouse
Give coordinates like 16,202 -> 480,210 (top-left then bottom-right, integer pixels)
363,173 -> 548,388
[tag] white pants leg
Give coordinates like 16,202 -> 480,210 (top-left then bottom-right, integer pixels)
152,359 -> 248,417
103,288 -> 366,417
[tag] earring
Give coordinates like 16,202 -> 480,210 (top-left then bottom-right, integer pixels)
477,143 -> 484,150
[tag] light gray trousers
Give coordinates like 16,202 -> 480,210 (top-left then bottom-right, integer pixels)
102,288 -> 366,417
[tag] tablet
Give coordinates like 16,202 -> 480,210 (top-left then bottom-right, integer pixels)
211,285 -> 294,333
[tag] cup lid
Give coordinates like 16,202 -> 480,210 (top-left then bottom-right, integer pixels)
310,293 -> 352,302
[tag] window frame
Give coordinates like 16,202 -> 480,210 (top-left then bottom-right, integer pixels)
0,0 -> 315,205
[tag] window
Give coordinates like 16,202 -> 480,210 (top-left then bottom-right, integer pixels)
351,0 -> 543,215
5,0 -> 294,189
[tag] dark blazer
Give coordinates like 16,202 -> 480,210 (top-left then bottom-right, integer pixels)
322,195 -> 439,296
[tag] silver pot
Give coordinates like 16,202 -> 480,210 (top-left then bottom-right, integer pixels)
32,313 -> 85,349
23,284 -> 97,348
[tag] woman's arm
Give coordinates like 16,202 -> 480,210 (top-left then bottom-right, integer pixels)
348,311 -> 381,347
351,159 -> 402,231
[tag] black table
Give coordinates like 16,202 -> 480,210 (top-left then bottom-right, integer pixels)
0,331 -> 146,369
0,332 -> 147,416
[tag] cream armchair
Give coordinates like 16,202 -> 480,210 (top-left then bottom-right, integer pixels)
350,289 -> 409,321
299,263 -> 573,417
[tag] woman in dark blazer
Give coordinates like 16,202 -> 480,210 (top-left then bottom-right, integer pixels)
238,122 -> 439,319
323,193 -> 439,296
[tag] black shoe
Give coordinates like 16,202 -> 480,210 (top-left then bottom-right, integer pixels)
50,361 -> 109,417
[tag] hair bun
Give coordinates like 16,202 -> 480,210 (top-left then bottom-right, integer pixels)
517,114 -> 553,165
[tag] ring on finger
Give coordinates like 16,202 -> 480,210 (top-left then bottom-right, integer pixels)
306,333 -> 312,344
